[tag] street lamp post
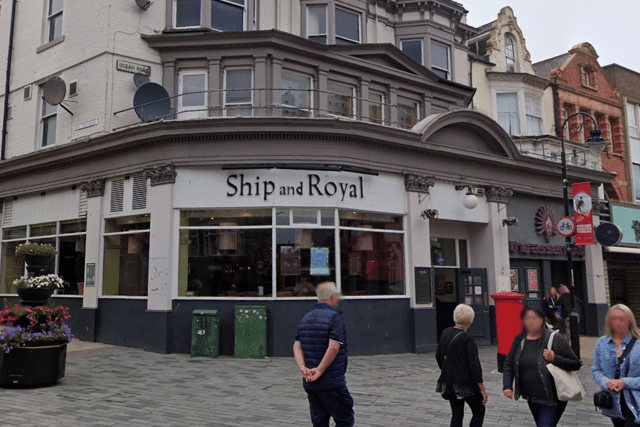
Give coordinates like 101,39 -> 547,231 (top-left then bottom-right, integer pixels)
559,112 -> 610,358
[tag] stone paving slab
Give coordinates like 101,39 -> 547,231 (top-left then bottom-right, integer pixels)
0,342 -> 613,427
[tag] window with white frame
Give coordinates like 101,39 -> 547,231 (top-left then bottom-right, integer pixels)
335,8 -> 360,44
178,70 -> 208,119
280,70 -> 313,117
174,0 -> 202,28
41,96 -> 57,147
496,93 -> 520,134
430,41 -> 450,79
505,34 -> 516,72
634,164 -> 640,203
46,0 -> 63,43
368,91 -> 384,124
397,97 -> 420,129
211,0 -> 246,32
401,40 -> 423,65
561,109 -> 571,140
327,81 -> 355,118
224,68 -> 253,116
627,102 -> 639,138
525,94 -> 543,135
307,5 -> 327,44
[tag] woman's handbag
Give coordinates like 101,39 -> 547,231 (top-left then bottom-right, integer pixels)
594,337 -> 637,410
545,331 -> 586,402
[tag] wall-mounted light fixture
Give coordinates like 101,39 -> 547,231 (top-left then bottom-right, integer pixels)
455,185 -> 478,210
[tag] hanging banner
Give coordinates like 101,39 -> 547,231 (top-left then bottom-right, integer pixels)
571,182 -> 594,245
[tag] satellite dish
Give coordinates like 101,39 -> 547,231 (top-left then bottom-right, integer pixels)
133,73 -> 150,88
133,82 -> 170,122
595,223 -> 623,247
135,0 -> 152,10
43,77 -> 66,105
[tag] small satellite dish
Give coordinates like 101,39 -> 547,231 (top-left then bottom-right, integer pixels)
133,82 -> 170,122
595,223 -> 623,247
133,73 -> 151,88
43,77 -> 66,106
135,0 -> 152,10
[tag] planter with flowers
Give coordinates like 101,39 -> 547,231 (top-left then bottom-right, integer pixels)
0,302 -> 71,386
13,275 -> 64,307
15,242 -> 57,277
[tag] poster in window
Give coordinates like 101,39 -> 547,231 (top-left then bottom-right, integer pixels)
349,253 -> 360,276
510,269 -> 519,292
280,246 -> 300,276
435,275 -> 446,295
85,263 -> 96,287
445,282 -> 454,294
310,247 -> 330,276
527,269 -> 539,292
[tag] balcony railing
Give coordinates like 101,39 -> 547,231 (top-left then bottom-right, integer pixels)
512,136 -> 602,172
114,88 -> 422,130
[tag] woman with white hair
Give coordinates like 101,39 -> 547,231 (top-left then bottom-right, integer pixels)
436,304 -> 487,427
592,304 -> 640,427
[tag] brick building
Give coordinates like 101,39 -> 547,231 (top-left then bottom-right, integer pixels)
535,43 -> 629,202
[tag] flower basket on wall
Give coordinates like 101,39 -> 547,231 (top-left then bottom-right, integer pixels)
15,243 -> 57,277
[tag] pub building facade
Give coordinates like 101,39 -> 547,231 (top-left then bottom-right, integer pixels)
0,31 -> 613,355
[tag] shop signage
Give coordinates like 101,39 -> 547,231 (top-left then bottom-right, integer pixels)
572,182 -> 594,245
116,60 -> 151,75
610,204 -> 640,245
509,241 -> 585,257
556,216 -> 575,237
535,206 -> 557,242
226,173 -> 364,202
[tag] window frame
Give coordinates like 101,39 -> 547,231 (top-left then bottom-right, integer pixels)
430,41 -> 450,80
524,93 -> 543,136
634,163 -> 640,203
40,93 -> 58,148
306,4 -> 328,44
280,69 -> 314,116
496,92 -> 520,135
173,0 -> 203,29
46,0 -> 64,43
177,69 -> 209,119
396,96 -> 420,129
326,80 -> 356,119
627,102 -> 639,139
223,67 -> 254,116
334,6 -> 361,45
505,34 -> 516,73
400,39 -> 424,65
211,0 -> 247,32
368,90 -> 385,125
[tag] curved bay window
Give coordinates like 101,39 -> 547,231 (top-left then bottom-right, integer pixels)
178,208 -> 405,297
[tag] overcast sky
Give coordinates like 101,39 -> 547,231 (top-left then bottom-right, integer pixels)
465,1 -> 640,72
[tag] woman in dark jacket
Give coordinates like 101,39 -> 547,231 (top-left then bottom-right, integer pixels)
436,304 -> 487,427
503,307 -> 581,427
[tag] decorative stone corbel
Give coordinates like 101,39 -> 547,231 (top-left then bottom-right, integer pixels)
80,179 -> 106,198
404,173 -> 436,194
144,164 -> 177,186
486,186 -> 514,204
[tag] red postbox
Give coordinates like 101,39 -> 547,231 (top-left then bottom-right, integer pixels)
491,292 -> 525,373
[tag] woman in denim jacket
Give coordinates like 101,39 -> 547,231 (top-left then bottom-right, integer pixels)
592,304 -> 640,427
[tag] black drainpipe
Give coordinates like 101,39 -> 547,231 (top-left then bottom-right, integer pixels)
1,0 -> 18,161
551,82 -> 561,137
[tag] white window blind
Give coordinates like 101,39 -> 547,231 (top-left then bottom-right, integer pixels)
497,93 -> 520,134
307,6 -> 327,44
525,94 -> 543,135
627,102 -> 639,138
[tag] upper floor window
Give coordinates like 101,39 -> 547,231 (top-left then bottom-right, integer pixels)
401,40 -> 423,65
525,94 -> 542,135
634,164 -> 640,203
307,6 -> 328,44
178,70 -> 208,119
280,70 -> 313,117
505,35 -> 516,72
174,0 -> 202,28
497,93 -> 520,134
224,68 -> 253,116
627,102 -> 639,138
397,97 -> 420,129
561,110 -> 571,140
430,41 -> 450,80
368,91 -> 384,125
581,66 -> 597,89
335,8 -> 360,45
306,5 -> 360,45
211,0 -> 246,32
47,0 -> 64,42
327,81 -> 355,118
40,94 -> 57,147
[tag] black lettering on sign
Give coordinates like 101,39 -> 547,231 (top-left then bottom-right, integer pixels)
227,175 -> 238,196
309,174 -> 323,196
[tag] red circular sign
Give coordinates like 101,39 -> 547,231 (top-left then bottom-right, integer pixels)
556,216 -> 575,237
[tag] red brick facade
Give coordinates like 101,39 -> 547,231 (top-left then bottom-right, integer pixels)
546,43 -> 629,201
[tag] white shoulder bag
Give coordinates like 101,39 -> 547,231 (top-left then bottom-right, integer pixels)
545,331 -> 585,401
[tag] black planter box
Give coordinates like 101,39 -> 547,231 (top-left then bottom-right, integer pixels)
0,342 -> 67,387
17,287 -> 54,307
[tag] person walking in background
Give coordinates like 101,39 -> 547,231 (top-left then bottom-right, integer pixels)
436,304 -> 487,427
544,287 -> 561,330
557,285 -> 582,343
293,282 -> 354,427
592,304 -> 640,427
503,307 -> 581,427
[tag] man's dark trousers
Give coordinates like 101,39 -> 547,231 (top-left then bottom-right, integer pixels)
305,385 -> 354,427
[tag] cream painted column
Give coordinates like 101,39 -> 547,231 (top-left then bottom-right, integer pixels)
79,179 -> 105,310
144,165 -> 177,312
480,187 -> 514,297
585,215 -> 607,304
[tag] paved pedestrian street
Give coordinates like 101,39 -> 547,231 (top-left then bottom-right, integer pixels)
0,342 -> 613,427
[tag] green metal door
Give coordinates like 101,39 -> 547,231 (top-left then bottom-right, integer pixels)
234,306 -> 267,358
191,310 -> 219,358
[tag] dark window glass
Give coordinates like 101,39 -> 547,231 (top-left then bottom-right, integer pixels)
103,233 -> 149,296
211,0 -> 244,32
335,8 -> 360,43
175,0 -> 201,27
180,209 -> 272,227
401,40 -> 423,64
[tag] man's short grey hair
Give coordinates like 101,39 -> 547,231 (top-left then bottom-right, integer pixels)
453,304 -> 475,328
316,282 -> 338,301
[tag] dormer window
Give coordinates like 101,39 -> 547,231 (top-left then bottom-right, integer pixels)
582,66 -> 596,89
172,0 -> 250,31
505,34 -> 516,72
305,4 -> 361,45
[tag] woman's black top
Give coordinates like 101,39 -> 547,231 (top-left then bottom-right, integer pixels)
436,327 -> 483,399
519,338 -> 546,399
